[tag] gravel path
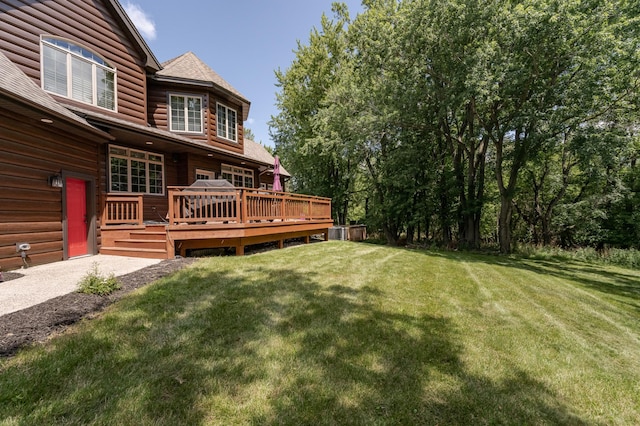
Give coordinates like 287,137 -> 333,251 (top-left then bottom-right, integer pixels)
0,254 -> 163,317
0,257 -> 197,357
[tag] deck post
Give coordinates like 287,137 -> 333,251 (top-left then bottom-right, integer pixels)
168,188 -> 175,225
100,192 -> 106,227
236,245 -> 245,256
241,189 -> 248,223
278,239 -> 284,249
136,194 -> 143,225
235,190 -> 242,223
280,193 -> 286,221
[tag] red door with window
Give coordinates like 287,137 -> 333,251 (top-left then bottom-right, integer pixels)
66,177 -> 88,257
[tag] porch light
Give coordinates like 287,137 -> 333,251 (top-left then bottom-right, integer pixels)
40,118 -> 53,124
48,173 -> 63,188
145,141 -> 153,145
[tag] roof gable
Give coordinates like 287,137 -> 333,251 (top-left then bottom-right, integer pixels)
106,0 -> 161,71
158,52 -> 248,102
155,52 -> 250,120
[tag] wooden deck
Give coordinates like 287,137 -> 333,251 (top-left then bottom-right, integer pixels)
100,188 -> 332,259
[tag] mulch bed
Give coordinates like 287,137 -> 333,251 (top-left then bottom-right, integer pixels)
0,257 -> 197,358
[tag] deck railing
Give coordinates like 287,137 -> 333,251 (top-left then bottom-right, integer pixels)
101,193 -> 143,226
102,189 -> 331,227
167,187 -> 332,225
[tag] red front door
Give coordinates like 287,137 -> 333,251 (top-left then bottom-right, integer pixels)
66,177 -> 88,257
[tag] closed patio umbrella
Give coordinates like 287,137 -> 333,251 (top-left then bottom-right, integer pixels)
273,155 -> 282,191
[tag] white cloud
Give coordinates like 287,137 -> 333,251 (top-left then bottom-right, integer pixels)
124,2 -> 157,41
246,118 -> 255,125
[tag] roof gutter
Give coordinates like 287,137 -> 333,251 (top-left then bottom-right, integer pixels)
0,91 -> 113,140
79,114 -> 273,168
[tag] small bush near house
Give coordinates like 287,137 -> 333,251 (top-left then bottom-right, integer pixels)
77,263 -> 121,296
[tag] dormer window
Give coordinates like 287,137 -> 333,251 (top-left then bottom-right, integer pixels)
41,37 -> 116,110
217,103 -> 237,142
169,94 -> 203,133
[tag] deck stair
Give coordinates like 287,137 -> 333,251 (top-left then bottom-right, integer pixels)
100,224 -> 170,259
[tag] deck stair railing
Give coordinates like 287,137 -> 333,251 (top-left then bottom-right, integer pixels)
101,193 -> 143,226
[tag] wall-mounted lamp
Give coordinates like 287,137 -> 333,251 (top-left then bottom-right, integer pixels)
48,173 -> 63,188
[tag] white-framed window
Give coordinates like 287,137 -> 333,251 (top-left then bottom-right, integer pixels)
260,183 -> 274,190
216,103 -> 237,142
109,145 -> 164,195
169,94 -> 203,133
41,37 -> 116,110
195,169 -> 215,180
221,164 -> 253,188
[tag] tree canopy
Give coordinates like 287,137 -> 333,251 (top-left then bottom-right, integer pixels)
270,0 -> 640,252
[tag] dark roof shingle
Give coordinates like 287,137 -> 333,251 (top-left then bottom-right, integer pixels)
0,51 -> 107,135
158,52 -> 248,102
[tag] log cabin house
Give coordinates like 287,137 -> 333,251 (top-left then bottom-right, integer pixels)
0,0 -> 332,271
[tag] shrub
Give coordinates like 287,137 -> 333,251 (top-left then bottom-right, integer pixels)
77,263 -> 121,296
516,245 -> 640,270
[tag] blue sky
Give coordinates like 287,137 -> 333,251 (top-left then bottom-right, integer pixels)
123,1 -> 363,147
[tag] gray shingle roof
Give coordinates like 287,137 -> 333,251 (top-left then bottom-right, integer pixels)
0,50 -> 108,136
158,52 -> 248,103
244,139 -> 290,177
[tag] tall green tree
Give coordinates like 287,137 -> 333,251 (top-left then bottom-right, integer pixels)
465,0 -> 638,252
271,0 -> 640,250
270,4 -> 356,224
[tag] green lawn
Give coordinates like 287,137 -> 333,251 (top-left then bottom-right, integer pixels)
1,242 -> 639,425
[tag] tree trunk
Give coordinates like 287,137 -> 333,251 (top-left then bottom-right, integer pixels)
406,224 -> 415,245
498,196 -> 514,253
440,191 -> 451,246
542,213 -> 552,246
383,222 -> 399,246
341,198 -> 349,226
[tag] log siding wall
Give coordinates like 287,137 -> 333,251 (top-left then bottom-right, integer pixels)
0,0 -> 149,124
148,82 -> 246,155
0,107 -> 104,270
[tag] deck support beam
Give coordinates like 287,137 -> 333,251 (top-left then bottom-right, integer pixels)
173,226 -> 330,257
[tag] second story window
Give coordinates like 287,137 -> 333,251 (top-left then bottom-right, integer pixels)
170,94 -> 203,133
41,37 -> 116,110
217,103 -> 237,142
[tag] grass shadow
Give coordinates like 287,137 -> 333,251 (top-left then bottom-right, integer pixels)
0,258 -> 591,424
